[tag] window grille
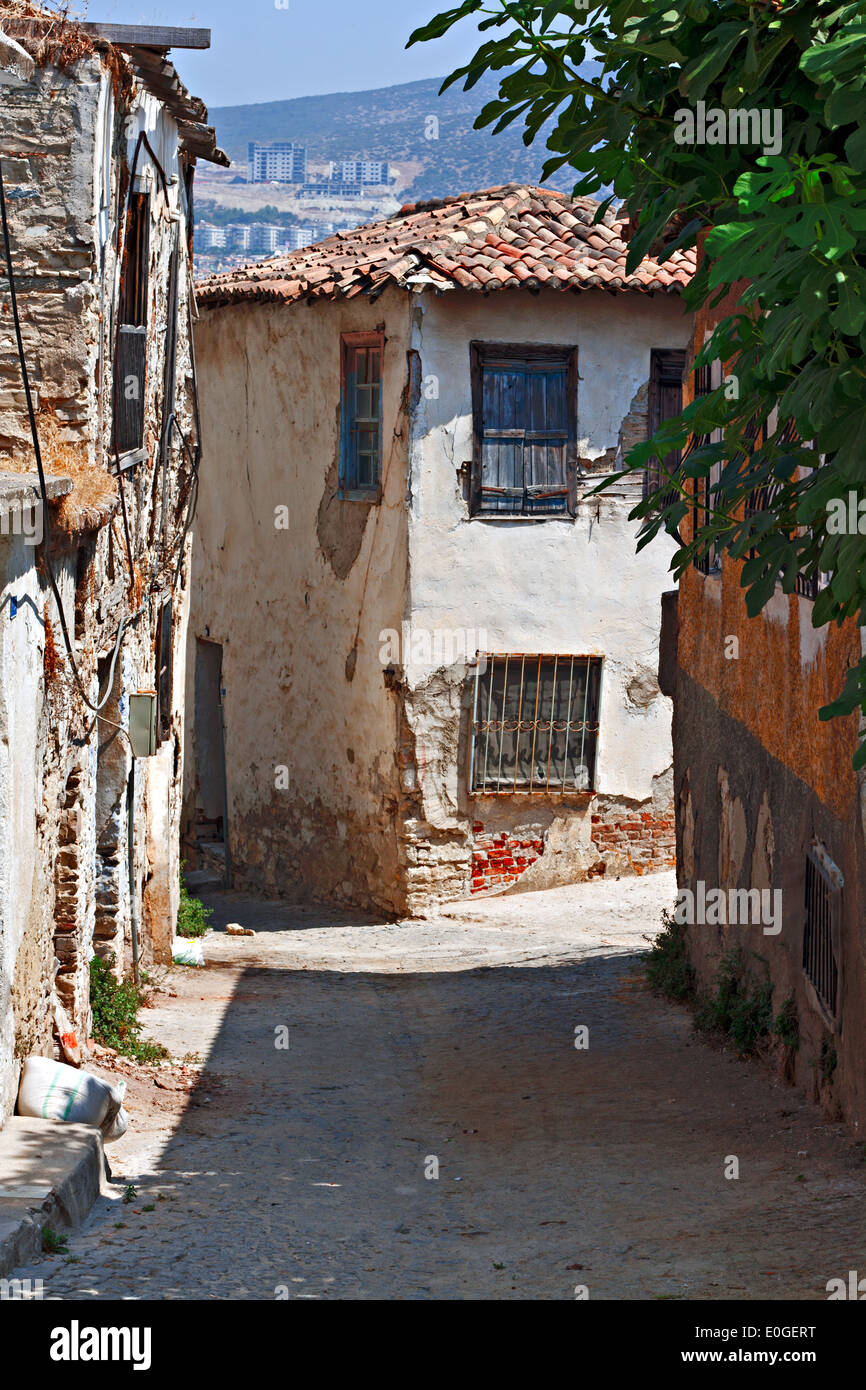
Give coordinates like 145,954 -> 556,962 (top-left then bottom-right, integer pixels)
156,598 -> 173,743
689,361 -> 714,574
645,348 -> 686,508
803,847 -> 841,1020
469,654 -> 601,794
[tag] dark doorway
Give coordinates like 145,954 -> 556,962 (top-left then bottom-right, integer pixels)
193,637 -> 230,887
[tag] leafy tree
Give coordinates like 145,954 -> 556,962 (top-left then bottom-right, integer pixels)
409,1 -> 866,762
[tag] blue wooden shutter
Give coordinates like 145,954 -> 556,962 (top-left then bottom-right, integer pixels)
480,359 -> 525,512
479,355 -> 569,513
524,361 -> 569,513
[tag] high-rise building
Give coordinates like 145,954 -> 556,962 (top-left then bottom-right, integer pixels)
226,224 -> 251,250
285,224 -> 335,250
328,159 -> 388,185
248,141 -> 307,184
198,222 -> 227,250
248,224 -> 284,255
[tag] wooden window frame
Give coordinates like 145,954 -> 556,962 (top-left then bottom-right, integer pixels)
339,330 -> 384,500
469,341 -> 578,519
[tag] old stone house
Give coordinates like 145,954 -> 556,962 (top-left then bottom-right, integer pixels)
0,11 -> 224,1123
190,185 -> 694,916
660,272 -> 866,1131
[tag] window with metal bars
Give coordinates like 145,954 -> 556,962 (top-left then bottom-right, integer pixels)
469,343 -> 577,517
803,847 -> 841,1021
644,348 -> 686,508
689,359 -> 721,575
469,654 -> 601,794
339,332 -> 383,497
743,419 -> 829,598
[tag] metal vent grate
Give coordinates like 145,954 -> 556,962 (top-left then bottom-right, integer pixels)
803,848 -> 840,1019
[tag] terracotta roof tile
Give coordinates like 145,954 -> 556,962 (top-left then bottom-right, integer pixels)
198,183 -> 696,309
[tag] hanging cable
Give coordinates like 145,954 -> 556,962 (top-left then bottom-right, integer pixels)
0,154 -> 140,714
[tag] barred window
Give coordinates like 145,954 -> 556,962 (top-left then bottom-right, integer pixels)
803,846 -> 841,1022
691,357 -> 722,575
645,348 -> 686,507
469,654 -> 601,794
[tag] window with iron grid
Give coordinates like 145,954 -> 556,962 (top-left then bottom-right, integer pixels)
470,654 -> 601,794
803,849 -> 840,1019
471,344 -> 576,517
644,349 -> 686,508
689,362 -> 713,573
743,420 -> 827,598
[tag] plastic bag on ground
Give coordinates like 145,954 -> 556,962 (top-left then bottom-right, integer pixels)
172,935 -> 204,966
103,1106 -> 129,1143
17,1056 -> 123,1136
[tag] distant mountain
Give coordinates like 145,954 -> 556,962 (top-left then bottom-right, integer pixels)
208,71 -> 594,203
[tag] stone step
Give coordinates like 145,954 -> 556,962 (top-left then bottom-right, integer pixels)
0,1116 -> 107,1279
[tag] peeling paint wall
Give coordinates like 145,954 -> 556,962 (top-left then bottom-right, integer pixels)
399,287 -> 691,910
0,51 -> 198,1122
188,287 -> 413,913
669,275 -> 866,1131
192,282 -> 692,917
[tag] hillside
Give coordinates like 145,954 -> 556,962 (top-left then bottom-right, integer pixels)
208,71 -> 590,202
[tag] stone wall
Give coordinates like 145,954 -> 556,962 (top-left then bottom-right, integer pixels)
0,42 -> 199,1122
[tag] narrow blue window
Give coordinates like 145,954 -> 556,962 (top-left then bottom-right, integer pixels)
340,334 -> 383,497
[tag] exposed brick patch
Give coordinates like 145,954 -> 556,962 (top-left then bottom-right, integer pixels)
589,808 -> 675,876
471,824 -> 544,894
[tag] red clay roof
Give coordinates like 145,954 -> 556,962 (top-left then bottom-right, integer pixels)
196,184 -> 696,309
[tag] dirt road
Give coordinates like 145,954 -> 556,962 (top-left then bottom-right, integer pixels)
18,873 -> 866,1299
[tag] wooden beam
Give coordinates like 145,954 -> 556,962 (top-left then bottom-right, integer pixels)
80,23 -> 211,49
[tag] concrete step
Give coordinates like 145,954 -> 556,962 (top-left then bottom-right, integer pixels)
0,1116 -> 107,1278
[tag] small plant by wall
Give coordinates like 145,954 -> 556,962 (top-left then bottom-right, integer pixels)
176,867 -> 212,939
693,949 -> 773,1056
89,956 -> 167,1063
644,910 -> 696,1003
774,996 -> 800,1053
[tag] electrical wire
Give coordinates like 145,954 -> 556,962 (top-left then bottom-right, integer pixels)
0,154 -> 138,714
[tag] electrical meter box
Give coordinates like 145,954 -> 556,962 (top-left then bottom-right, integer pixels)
129,691 -> 157,758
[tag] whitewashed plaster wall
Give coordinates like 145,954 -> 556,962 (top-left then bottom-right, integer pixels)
189,287 -> 412,911
404,287 -> 691,808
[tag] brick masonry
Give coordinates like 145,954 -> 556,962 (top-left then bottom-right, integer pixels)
470,801 -> 675,896
589,808 -> 676,875
471,823 -> 545,894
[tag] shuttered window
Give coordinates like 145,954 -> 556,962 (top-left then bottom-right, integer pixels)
340,332 -> 383,496
470,344 -> 577,517
113,192 -> 150,458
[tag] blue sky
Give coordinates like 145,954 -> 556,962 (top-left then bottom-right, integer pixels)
90,0 -> 482,108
